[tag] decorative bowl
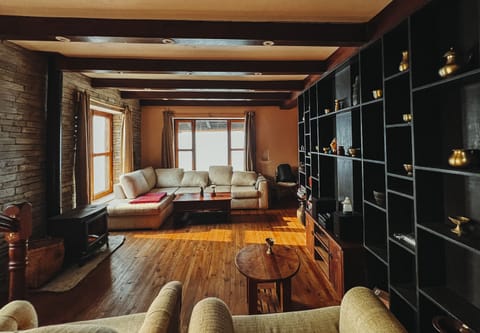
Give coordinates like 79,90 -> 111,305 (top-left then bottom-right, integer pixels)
373,190 -> 386,206
432,315 -> 476,333
402,113 -> 412,122
348,147 -> 360,157
403,163 -> 413,176
372,89 -> 383,99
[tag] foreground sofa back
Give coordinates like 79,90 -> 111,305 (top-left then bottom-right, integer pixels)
187,286 -> 407,333
0,281 -> 183,333
107,166 -> 268,230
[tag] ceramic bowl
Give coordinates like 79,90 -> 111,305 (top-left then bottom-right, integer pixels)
373,190 -> 386,206
372,89 -> 383,99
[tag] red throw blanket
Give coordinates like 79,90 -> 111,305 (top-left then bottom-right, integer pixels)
130,192 -> 167,204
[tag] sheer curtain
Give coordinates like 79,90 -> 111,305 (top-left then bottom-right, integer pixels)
244,111 -> 256,171
161,110 -> 175,168
121,105 -> 134,174
74,90 -> 92,207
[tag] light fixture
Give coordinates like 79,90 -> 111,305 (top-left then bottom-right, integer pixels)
55,36 -> 71,42
254,72 -> 263,76
162,38 -> 175,44
262,40 -> 275,46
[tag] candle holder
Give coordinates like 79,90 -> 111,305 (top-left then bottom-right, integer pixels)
265,237 -> 274,255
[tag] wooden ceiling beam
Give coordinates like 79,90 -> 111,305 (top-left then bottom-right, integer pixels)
91,78 -> 305,91
140,100 -> 281,107
57,57 -> 326,74
0,16 -> 367,46
121,91 -> 290,100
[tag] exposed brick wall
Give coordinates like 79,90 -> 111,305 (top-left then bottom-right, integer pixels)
61,73 -> 141,212
0,41 -> 48,289
0,42 -> 141,291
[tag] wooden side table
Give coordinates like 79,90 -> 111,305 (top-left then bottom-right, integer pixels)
48,205 -> 109,264
235,244 -> 300,314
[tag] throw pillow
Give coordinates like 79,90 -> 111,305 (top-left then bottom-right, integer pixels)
231,171 -> 257,186
155,168 -> 184,187
141,167 -> 157,189
181,171 -> 208,187
129,192 -> 167,204
208,165 -> 233,185
120,170 -> 150,199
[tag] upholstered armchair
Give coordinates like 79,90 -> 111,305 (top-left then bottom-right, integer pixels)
0,281 -> 182,333
188,286 -> 407,333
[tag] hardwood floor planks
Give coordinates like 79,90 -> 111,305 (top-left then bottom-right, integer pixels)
17,206 -> 338,333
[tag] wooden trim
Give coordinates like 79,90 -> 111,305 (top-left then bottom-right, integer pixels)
0,16 -> 367,46
92,79 -> 305,91
142,100 -> 281,107
121,91 -> 291,100
57,57 -> 326,74
91,111 -> 113,200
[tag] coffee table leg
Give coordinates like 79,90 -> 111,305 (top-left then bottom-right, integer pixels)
279,278 -> 291,312
247,278 -> 258,314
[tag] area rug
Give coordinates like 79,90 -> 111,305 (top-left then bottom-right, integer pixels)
34,235 -> 125,292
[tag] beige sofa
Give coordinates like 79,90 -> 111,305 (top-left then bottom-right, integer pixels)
0,281 -> 182,333
188,286 -> 407,333
107,165 -> 268,230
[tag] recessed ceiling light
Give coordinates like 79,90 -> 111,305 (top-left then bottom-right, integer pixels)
254,72 -> 263,76
162,38 -> 175,44
162,98 -> 169,101
55,36 -> 71,42
262,40 -> 275,46
143,88 -> 152,91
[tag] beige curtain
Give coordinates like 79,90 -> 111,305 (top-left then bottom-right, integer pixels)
244,111 -> 256,171
121,105 -> 134,174
74,90 -> 92,207
161,111 -> 175,168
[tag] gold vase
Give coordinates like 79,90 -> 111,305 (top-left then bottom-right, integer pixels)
438,48 -> 460,78
399,50 -> 409,72
448,149 -> 478,168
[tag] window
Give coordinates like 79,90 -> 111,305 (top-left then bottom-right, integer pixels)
91,111 -> 113,200
175,119 -> 245,171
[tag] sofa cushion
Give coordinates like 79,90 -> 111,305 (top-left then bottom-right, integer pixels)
174,187 -> 202,194
107,196 -> 173,216
141,167 -> 157,189
22,324 -> 119,333
204,185 -> 231,193
181,171 -> 208,187
231,185 -> 259,199
231,171 -> 257,186
120,170 -> 150,199
209,166 -> 233,185
155,168 -> 184,187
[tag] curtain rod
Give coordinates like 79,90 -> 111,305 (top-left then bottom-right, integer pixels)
90,97 -> 125,112
173,112 -> 244,118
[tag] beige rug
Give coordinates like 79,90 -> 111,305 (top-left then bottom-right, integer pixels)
34,235 -> 125,292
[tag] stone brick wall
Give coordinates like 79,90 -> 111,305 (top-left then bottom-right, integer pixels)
61,73 -> 141,212
0,41 -> 141,291
0,41 -> 48,289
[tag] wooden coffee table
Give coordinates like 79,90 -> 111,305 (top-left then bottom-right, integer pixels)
235,244 -> 300,314
173,192 -> 231,226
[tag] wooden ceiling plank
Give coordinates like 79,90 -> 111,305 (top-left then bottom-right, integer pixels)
91,78 -> 305,91
0,16 -> 367,46
57,57 -> 326,74
140,100 -> 281,107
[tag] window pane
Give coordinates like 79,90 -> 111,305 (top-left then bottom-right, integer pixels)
177,121 -> 192,149
178,151 -> 193,171
93,155 -> 110,195
231,121 -> 245,149
93,115 -> 110,153
231,151 -> 244,171
195,120 -> 228,170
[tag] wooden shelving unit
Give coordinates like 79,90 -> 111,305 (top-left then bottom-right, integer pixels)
297,1 -> 480,331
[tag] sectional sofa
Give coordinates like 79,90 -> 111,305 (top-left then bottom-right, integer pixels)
107,165 -> 268,230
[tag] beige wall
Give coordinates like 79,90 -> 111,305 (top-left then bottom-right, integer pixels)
141,105 -> 298,179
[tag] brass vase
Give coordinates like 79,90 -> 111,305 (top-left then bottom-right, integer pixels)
399,50 -> 409,72
448,149 -> 479,168
438,48 -> 460,78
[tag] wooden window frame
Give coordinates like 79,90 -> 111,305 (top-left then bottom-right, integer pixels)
91,110 -> 113,200
174,118 -> 245,170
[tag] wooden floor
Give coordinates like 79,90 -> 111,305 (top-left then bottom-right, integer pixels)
20,204 -> 338,332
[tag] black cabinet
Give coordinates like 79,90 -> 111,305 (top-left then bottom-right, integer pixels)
297,1 -> 480,331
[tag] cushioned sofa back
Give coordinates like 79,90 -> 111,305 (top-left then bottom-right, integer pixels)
155,168 -> 184,187
120,170 -> 151,199
209,166 -> 233,186
231,171 -> 257,186
181,171 -> 209,187
141,166 -> 157,189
